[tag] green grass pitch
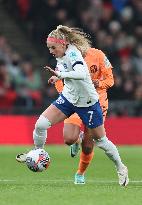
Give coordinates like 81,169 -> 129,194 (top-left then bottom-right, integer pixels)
0,146 -> 142,205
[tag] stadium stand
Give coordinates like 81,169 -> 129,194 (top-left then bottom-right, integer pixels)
0,0 -> 142,116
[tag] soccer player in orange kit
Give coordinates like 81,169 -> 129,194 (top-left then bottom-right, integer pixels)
55,47 -> 114,184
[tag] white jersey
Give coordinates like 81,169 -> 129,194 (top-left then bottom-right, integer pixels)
56,44 -> 99,107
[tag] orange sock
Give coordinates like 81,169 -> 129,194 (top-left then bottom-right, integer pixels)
77,151 -> 94,175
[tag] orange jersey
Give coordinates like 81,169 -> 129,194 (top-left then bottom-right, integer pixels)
84,48 -> 114,90
84,48 -> 114,117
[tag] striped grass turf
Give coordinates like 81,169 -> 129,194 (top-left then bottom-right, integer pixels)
0,146 -> 142,205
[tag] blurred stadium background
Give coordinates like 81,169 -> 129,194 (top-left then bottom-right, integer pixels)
0,0 -> 142,144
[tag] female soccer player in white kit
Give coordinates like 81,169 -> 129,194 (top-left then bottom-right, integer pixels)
16,25 -> 129,186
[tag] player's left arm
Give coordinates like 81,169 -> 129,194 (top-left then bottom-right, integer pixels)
95,51 -> 114,89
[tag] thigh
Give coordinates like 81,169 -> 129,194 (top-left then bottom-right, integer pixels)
63,123 -> 80,143
63,113 -> 82,144
88,124 -> 106,140
42,104 -> 67,125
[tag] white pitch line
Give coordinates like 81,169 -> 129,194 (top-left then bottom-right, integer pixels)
0,179 -> 16,182
37,179 -> 142,183
0,179 -> 142,183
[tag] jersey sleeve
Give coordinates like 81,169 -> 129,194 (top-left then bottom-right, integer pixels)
68,50 -> 83,66
55,80 -> 64,93
56,50 -> 87,80
98,51 -> 114,89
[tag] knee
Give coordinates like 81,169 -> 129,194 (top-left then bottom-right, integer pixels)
82,146 -> 93,155
64,140 -> 73,146
81,137 -> 94,154
35,115 -> 51,131
63,131 -> 78,146
64,137 -> 76,146
95,136 -> 108,148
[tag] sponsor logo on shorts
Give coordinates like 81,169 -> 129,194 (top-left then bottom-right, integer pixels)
56,96 -> 65,104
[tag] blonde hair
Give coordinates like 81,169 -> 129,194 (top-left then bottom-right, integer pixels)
48,25 -> 91,56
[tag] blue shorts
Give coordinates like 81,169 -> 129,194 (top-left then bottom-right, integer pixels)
52,94 -> 103,128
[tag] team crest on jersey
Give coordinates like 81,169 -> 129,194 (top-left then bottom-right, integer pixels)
56,96 -> 65,104
104,56 -> 111,68
69,52 -> 78,62
90,65 -> 98,73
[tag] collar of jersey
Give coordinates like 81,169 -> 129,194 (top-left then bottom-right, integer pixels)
56,44 -> 73,61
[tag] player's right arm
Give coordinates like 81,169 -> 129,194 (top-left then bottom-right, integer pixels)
44,65 -> 64,93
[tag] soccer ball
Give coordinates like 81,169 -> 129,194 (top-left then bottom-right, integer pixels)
25,148 -> 50,172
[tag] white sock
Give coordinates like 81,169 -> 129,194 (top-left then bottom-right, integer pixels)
33,115 -> 51,148
95,136 -> 124,170
33,129 -> 47,148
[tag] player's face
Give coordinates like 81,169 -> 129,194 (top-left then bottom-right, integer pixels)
47,41 -> 66,58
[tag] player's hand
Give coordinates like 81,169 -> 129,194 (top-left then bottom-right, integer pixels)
48,76 -> 59,84
44,66 -> 58,76
93,79 -> 99,88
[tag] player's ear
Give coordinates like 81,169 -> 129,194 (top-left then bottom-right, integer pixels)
65,43 -> 69,49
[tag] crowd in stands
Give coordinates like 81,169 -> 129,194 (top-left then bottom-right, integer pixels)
0,34 -> 58,113
1,0 -> 142,116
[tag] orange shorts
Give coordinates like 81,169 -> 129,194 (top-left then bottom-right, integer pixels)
64,113 -> 82,127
